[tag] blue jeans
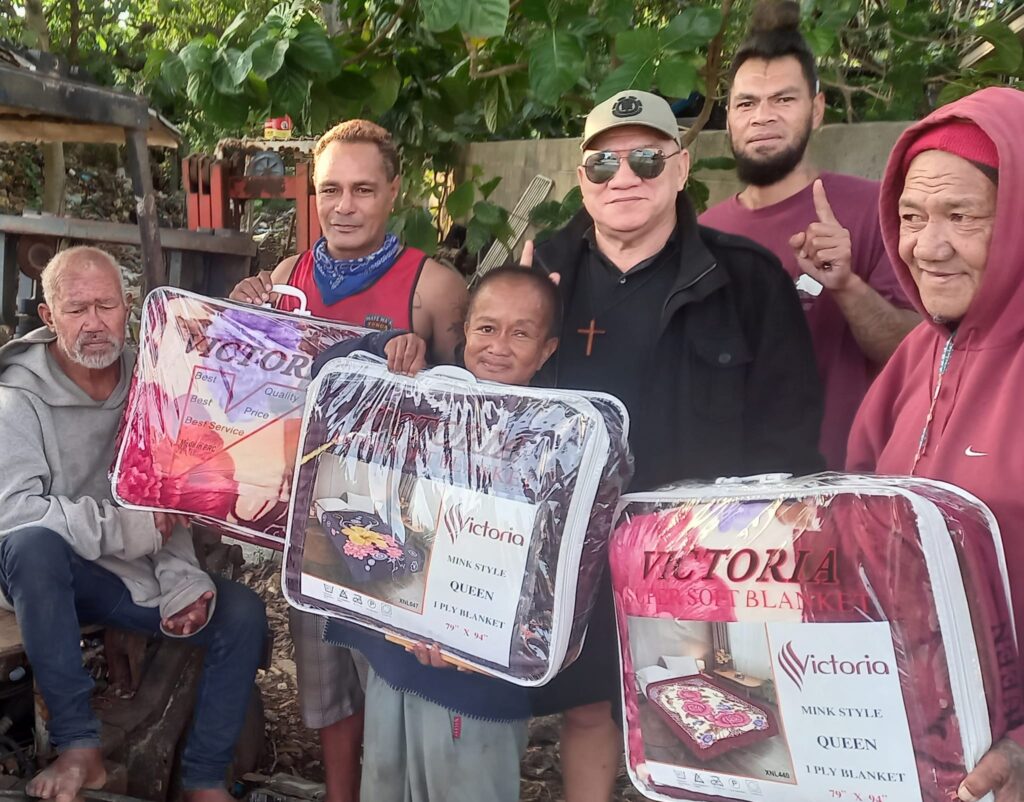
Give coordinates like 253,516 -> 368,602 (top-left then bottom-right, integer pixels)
0,527 -> 268,790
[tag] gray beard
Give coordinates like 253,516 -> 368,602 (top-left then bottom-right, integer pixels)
61,335 -> 124,370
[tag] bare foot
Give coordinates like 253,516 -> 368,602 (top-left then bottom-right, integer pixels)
184,789 -> 234,802
27,747 -> 106,802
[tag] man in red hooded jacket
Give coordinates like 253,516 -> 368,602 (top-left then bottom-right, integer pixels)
847,86 -> 1024,801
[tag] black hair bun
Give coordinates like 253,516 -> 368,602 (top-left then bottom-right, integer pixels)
750,0 -> 801,34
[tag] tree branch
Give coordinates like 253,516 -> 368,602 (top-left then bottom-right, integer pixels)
462,33 -> 526,80
819,76 -> 892,104
681,0 -> 733,147
339,1 -> 410,68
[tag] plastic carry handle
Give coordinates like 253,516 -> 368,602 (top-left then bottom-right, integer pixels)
715,473 -> 793,485
425,364 -> 477,383
262,284 -> 311,316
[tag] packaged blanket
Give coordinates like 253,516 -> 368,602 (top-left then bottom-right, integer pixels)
610,473 -> 1022,802
283,356 -> 632,685
111,286 -> 367,548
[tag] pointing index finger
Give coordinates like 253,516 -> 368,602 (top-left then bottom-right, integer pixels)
519,240 -> 534,268
812,179 -> 838,225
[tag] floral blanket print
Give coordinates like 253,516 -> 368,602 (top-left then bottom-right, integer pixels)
649,677 -> 770,750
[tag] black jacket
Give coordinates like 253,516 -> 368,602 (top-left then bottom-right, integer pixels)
534,191 -> 824,491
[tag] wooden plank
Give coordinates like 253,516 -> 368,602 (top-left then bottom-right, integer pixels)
124,127 -> 165,291
0,118 -> 178,149
0,64 -> 148,129
0,215 -> 258,257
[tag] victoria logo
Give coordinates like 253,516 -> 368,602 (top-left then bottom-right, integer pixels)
777,641 -> 891,690
441,502 -> 526,547
612,95 -> 643,118
444,503 -> 467,545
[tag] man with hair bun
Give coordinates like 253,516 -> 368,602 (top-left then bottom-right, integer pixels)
229,119 -> 468,802
701,0 -> 919,469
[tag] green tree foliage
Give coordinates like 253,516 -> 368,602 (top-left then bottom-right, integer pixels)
2,0 -> 1019,252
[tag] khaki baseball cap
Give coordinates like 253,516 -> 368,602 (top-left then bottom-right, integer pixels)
581,90 -> 681,151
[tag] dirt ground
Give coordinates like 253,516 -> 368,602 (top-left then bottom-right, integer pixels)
242,560 -> 645,801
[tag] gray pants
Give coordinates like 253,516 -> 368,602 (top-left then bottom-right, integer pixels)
288,607 -> 367,729
362,667 -> 528,802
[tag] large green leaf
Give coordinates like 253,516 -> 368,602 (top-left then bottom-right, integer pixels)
600,0 -> 633,36
206,92 -> 254,129
327,69 -> 376,100
460,0 -> 509,39
802,26 -> 835,59
421,0 -> 463,32
528,30 -> 585,106
219,11 -> 250,47
595,58 -> 656,102
180,40 -> 215,73
290,19 -> 337,75
615,29 -> 658,64
369,64 -> 402,114
973,20 -> 1024,75
472,200 -> 506,228
185,72 -> 214,106
662,7 -> 723,53
520,0 -> 551,24
212,50 -> 248,95
465,216 -> 491,254
655,57 -> 697,98
251,39 -> 289,79
403,207 -> 438,254
446,182 -> 475,219
268,68 -> 311,119
160,53 -> 187,91
529,199 -> 568,230
226,47 -> 254,86
479,176 -> 502,200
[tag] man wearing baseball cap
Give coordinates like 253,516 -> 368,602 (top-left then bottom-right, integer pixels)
528,89 -> 824,802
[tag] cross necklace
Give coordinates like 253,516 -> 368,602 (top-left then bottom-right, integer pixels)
576,259 -> 664,357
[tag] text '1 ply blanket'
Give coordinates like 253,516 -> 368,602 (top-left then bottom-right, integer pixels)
282,356 -> 633,685
609,473 -> 1023,802
111,287 -> 368,548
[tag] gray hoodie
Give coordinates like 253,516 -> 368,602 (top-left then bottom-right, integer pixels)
0,328 -> 215,633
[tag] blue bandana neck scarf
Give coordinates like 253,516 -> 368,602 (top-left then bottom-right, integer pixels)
312,233 -> 402,306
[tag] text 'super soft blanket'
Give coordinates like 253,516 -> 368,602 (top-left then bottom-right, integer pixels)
282,356 -> 632,685
610,474 -> 1022,802
111,288 -> 367,548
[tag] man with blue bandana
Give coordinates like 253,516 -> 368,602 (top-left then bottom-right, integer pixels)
229,119 -> 468,802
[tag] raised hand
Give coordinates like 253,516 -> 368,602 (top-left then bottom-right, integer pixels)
384,333 -> 428,376
788,179 -> 855,293
519,239 -> 560,285
229,270 -> 279,305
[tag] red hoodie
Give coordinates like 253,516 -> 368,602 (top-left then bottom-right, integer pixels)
848,87 -> 1024,743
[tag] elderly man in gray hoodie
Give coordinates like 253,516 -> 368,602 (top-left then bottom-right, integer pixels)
0,246 -> 267,802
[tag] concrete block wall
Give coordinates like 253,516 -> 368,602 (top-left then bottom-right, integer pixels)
463,121 -> 912,229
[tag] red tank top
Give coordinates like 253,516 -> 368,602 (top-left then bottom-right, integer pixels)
276,246 -> 426,331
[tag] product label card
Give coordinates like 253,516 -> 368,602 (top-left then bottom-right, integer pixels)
300,461 -> 537,666
632,621 -> 922,802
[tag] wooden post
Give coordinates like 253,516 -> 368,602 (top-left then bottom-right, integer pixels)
124,126 -> 165,291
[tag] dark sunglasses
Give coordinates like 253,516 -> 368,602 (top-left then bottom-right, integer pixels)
583,148 -> 681,184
